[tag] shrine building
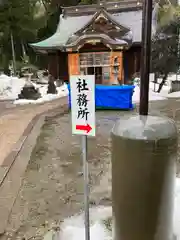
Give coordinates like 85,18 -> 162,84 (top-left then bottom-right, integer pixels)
31,0 -> 143,84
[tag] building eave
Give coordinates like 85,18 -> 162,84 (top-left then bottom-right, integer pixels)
29,43 -> 65,53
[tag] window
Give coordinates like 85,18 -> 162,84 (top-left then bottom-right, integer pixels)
79,52 -> 110,67
80,67 -> 87,75
103,67 -> 110,80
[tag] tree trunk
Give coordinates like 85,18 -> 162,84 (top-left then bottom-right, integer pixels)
2,54 -> 10,75
157,73 -> 168,92
41,0 -> 48,12
21,41 -> 27,58
10,32 -> 16,76
154,72 -> 158,83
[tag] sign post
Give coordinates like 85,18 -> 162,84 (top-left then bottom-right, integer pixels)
70,75 -> 96,240
82,134 -> 89,240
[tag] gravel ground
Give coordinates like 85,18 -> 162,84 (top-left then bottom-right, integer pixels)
2,99 -> 180,240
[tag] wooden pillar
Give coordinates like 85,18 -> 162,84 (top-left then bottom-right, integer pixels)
68,53 -> 80,75
110,51 -> 114,84
134,51 -> 137,74
59,52 -> 69,82
48,52 -> 58,79
118,52 -> 123,84
56,52 -> 59,79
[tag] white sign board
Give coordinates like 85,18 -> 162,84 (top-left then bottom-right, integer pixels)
70,75 -> 95,137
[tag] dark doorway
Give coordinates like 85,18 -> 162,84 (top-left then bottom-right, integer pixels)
87,67 -> 94,75
87,67 -> 102,84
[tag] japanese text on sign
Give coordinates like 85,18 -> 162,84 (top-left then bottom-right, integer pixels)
76,78 -> 89,121
70,75 -> 95,136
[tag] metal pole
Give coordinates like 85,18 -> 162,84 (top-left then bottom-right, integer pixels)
82,135 -> 90,240
139,0 -> 153,115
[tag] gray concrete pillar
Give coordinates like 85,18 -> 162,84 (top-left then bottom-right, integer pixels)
111,115 -> 178,240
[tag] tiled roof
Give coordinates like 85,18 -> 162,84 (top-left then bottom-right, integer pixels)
30,8 -> 142,49
113,10 -> 142,43
30,15 -> 92,50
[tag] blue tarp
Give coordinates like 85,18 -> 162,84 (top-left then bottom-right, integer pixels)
68,84 -> 135,110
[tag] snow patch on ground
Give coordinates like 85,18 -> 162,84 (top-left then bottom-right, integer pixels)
167,91 -> 180,98
0,74 -> 68,104
2,73 -> 180,106
59,206 -> 112,240
149,81 -> 170,97
132,80 -> 180,104
13,84 -> 68,105
0,74 -> 25,100
132,84 -> 167,103
55,178 -> 180,240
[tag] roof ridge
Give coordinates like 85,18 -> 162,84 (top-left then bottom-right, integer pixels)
73,8 -> 130,36
62,1 -> 142,17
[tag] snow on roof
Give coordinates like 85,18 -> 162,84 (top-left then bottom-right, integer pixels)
30,9 -> 143,50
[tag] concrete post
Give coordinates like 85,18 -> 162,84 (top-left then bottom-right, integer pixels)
111,115 -> 178,240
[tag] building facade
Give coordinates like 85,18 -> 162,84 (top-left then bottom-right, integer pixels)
31,0 -> 143,84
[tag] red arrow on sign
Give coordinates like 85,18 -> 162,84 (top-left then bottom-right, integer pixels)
76,124 -> 92,133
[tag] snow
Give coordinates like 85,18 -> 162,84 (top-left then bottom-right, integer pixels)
1,73 -> 180,106
0,74 -> 68,105
52,178 -> 180,240
167,91 -> 180,98
59,206 -> 112,240
168,74 -> 180,82
132,79 -> 180,104
132,84 -> 167,103
0,74 -> 25,100
13,84 -> 68,105
149,81 -> 170,97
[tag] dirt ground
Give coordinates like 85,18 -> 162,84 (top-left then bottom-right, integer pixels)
2,99 -> 180,240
